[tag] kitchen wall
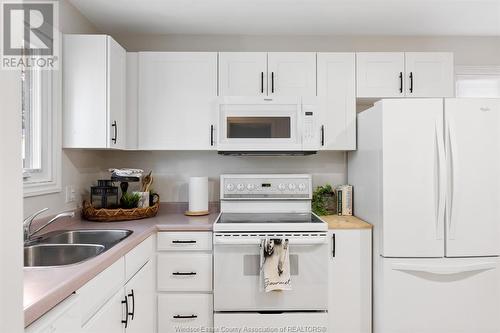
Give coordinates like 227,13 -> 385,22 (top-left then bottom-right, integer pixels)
114,34 -> 500,66
23,0 -> 102,216
94,151 -> 347,202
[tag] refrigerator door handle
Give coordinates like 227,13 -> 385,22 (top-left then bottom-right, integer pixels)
392,262 -> 497,275
446,120 -> 458,239
435,121 -> 446,240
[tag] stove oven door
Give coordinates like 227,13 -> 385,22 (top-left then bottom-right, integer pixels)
213,233 -> 329,311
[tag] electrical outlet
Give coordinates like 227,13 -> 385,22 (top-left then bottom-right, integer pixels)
65,185 -> 77,203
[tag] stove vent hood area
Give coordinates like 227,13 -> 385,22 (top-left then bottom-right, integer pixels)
218,151 -> 317,156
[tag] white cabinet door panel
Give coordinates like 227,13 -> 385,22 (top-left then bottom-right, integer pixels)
267,52 -> 316,96
219,52 -> 267,96
381,99 -> 445,257
108,37 -> 127,149
82,289 -> 125,333
138,52 -> 217,150
317,53 -> 356,150
125,260 -> 155,333
405,52 -> 454,98
445,99 -> 500,257
158,294 -> 213,333
356,52 -> 405,98
328,230 -> 372,333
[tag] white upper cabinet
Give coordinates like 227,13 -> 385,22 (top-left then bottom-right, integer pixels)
267,52 -> 316,96
63,35 -> 126,149
405,52 -> 454,97
218,52 -> 267,96
317,53 -> 356,150
356,52 -> 405,98
138,52 -> 218,150
356,52 -> 454,98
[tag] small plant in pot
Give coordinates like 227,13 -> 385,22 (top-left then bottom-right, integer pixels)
312,184 -> 337,216
121,192 -> 141,209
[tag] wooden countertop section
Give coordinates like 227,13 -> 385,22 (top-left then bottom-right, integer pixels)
320,215 -> 372,230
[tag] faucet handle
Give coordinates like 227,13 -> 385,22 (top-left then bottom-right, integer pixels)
23,208 -> 49,224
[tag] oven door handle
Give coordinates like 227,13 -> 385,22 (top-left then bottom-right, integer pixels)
213,238 -> 327,245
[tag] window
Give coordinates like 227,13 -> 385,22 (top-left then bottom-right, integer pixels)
22,65 -> 61,197
455,66 -> 500,98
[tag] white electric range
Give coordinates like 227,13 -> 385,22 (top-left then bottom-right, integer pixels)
213,174 -> 329,331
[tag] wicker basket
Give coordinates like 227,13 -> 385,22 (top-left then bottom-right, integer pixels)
82,199 -> 160,222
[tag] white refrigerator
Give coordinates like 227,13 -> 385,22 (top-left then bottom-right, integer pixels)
349,98 -> 500,333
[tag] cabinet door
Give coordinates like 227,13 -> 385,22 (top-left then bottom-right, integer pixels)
25,295 -> 81,333
356,52 -> 405,98
328,230 -> 372,333
219,52 -> 267,96
63,35 -> 107,148
126,260 -> 155,333
267,52 -> 316,96
138,52 -> 218,150
82,289 -> 125,333
405,52 -> 454,98
445,99 -> 500,257
108,37 -> 127,149
317,53 -> 356,150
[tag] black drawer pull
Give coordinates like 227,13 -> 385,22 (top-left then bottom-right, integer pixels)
332,234 -> 336,257
261,72 -> 264,93
127,290 -> 135,320
409,72 -> 414,93
174,314 -> 198,319
172,272 -> 197,276
121,297 -> 129,328
172,240 -> 197,244
399,72 -> 403,93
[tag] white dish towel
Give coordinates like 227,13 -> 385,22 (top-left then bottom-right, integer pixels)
260,238 -> 292,292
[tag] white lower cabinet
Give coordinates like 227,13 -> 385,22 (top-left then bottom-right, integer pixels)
157,232 -> 213,332
82,288 -> 126,333
328,229 -> 372,333
158,294 -> 213,332
26,294 -> 81,333
125,260 -> 156,333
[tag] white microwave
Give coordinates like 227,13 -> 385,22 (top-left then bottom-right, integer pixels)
215,97 -> 319,155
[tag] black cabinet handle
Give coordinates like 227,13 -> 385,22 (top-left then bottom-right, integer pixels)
409,72 -> 414,93
210,125 -> 214,146
271,72 -> 275,93
111,121 -> 117,144
172,272 -> 197,276
173,314 -> 198,319
261,72 -> 264,94
121,297 -> 129,328
399,72 -> 403,94
127,290 -> 135,320
172,240 -> 197,244
332,234 -> 336,257
321,125 -> 325,146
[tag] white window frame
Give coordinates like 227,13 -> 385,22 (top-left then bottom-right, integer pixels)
23,64 -> 62,197
455,65 -> 500,98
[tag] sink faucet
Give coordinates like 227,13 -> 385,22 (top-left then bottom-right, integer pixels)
23,208 -> 75,244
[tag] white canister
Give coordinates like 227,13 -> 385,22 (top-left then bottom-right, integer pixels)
186,176 -> 209,215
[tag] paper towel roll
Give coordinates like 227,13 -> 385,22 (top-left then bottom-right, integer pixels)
188,177 -> 208,213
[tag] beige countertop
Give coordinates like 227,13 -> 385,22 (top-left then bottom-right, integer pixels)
320,215 -> 373,230
24,209 -> 371,327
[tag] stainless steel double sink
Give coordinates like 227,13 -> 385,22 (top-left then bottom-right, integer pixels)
24,229 -> 132,268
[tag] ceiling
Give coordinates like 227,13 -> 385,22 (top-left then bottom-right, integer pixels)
69,0 -> 500,36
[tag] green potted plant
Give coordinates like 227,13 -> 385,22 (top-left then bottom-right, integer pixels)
312,184 -> 336,216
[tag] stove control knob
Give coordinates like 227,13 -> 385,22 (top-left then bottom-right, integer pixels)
247,183 -> 255,190
298,183 -> 306,191
278,183 -> 286,191
237,183 -> 245,191
288,183 -> 296,190
226,183 -> 235,191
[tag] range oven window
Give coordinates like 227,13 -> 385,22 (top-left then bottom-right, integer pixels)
227,117 -> 291,139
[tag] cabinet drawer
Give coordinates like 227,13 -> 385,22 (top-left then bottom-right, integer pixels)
158,294 -> 213,333
157,253 -> 212,291
157,232 -> 212,251
125,235 -> 153,281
